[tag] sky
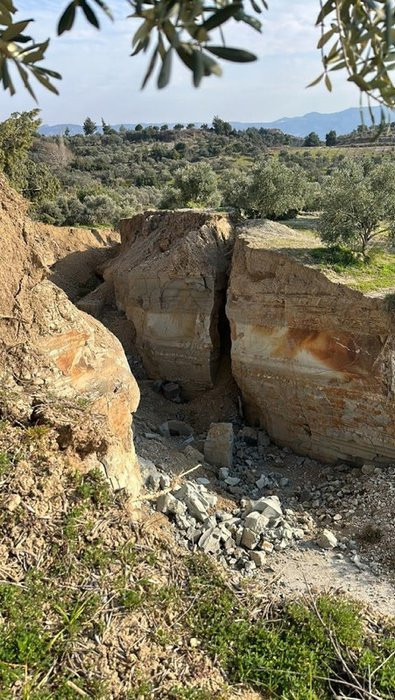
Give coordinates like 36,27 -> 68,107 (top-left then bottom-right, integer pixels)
0,0 -> 361,125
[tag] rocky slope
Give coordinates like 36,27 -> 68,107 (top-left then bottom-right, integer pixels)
0,175 -> 141,495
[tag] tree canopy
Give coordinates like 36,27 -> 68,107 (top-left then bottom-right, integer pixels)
1,1 -> 395,110
318,159 -> 395,255
222,159 -> 311,219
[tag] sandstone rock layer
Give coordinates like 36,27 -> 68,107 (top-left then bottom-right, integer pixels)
227,226 -> 395,463
0,175 -> 140,495
106,211 -> 233,395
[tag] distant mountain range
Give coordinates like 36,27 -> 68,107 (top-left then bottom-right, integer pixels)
38,107 -> 391,140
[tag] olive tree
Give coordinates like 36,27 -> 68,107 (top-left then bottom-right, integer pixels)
160,162 -> 219,208
0,109 -> 41,190
222,159 -> 310,219
1,1 -> 395,109
318,160 -> 395,256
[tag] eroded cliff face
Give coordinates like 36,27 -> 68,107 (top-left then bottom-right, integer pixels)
227,229 -> 395,463
0,176 -> 141,496
105,211 -> 233,396
105,212 -> 395,464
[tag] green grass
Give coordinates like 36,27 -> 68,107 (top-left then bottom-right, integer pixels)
310,246 -> 395,292
0,451 -> 11,476
0,420 -> 394,699
185,555 -> 395,699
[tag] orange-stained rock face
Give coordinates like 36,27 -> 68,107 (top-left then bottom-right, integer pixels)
0,175 -> 141,496
227,230 -> 395,463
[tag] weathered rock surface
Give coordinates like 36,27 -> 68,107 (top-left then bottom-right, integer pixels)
227,223 -> 395,463
105,211 -> 233,395
204,422 -> 234,468
0,175 -> 141,496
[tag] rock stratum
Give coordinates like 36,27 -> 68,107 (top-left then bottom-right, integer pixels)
105,212 -> 395,465
0,175 -> 141,496
105,211 -> 233,396
227,227 -> 395,463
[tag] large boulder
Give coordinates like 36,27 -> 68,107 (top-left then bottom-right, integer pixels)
0,175 -> 141,496
227,223 -> 395,463
105,211 -> 233,396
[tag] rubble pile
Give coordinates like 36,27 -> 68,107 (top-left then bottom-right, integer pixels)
139,423 -> 344,575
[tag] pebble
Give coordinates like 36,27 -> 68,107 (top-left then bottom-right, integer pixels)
4,494 -> 21,512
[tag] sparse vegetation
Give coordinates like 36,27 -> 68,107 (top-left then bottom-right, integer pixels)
310,246 -> 395,292
0,417 -> 394,698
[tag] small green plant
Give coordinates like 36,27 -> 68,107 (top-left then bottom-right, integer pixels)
119,589 -> 143,610
74,469 -> 111,506
0,451 -> 11,476
82,542 -> 114,570
23,425 -> 50,444
128,681 -> 153,698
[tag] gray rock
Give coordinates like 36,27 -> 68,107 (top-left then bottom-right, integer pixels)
241,527 -> 259,550
162,382 -> 181,402
244,511 -> 269,535
317,529 -> 338,549
140,457 -> 161,490
244,560 -> 256,574
256,474 -> 270,490
184,445 -> 205,463
159,474 -> 171,489
152,379 -> 164,394
251,550 -> 267,567
174,482 -> 216,522
175,513 -> 193,530
202,515 -> 217,529
159,420 -> 194,438
239,426 -> 258,445
292,528 -> 305,540
218,467 -> 230,481
196,477 -> 210,485
225,476 -> 241,486
198,527 -> 221,554
204,423 -> 234,469
156,493 -> 186,516
217,511 -> 233,522
361,463 -> 375,476
244,495 -> 283,521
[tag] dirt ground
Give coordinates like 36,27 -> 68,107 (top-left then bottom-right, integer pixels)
131,369 -> 395,622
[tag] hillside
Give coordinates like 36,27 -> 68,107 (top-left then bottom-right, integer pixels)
39,106 -> 394,139
1,167 -> 395,697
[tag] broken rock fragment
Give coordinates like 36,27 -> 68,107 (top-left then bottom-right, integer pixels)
173,481 -> 217,522
317,529 -> 338,549
204,423 -> 234,469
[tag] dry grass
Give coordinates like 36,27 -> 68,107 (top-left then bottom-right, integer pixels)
0,419 -> 394,699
